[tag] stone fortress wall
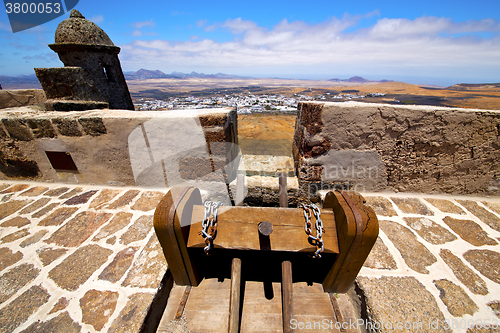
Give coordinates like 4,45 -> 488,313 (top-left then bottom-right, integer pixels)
294,101 -> 500,197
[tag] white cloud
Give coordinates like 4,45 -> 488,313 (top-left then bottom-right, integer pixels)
89,15 -> 104,24
120,15 -> 500,80
133,19 -> 155,29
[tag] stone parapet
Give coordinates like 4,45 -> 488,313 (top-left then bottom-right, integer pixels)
293,101 -> 500,196
0,90 -> 46,110
0,107 -> 238,203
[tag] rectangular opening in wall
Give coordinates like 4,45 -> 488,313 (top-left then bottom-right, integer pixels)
45,151 -> 78,171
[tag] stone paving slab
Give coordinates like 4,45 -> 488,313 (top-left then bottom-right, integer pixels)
359,193 -> 500,333
0,181 -> 169,333
1,179 -> 500,333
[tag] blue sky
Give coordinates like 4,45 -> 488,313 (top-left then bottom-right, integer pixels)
1,0 -> 500,86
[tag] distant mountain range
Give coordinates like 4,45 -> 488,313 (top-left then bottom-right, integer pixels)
328,76 -> 393,83
0,70 -> 392,89
124,69 -> 247,80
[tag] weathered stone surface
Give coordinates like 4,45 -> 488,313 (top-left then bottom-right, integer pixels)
131,191 -> 165,211
439,249 -> 488,295
19,186 -> 49,197
62,190 -> 97,205
464,249 -> 500,285
443,216 -> 497,246
80,289 -> 119,331
0,247 -> 23,271
2,119 -> 33,141
52,118 -> 82,137
458,200 -> 500,232
434,279 -> 478,316
0,263 -> 40,303
107,236 -> 117,244
45,211 -> 112,247
362,236 -> 397,270
89,189 -> 120,210
93,211 -> 133,242
483,201 -> 500,215
379,220 -> 437,274
19,197 -> 51,214
120,215 -> 152,245
364,196 -> 397,216
78,117 -> 107,136
122,234 -> 167,288
26,119 -> 55,139
488,301 -> 500,318
1,228 -> 29,243
99,247 -> 137,283
19,311 -> 81,333
0,184 -> 30,193
106,190 -> 140,209
0,216 -> 30,228
20,230 -> 48,247
356,276 -> 451,332
425,198 -> 466,214
108,292 -> 155,333
59,187 -> 83,199
49,297 -> 69,314
38,206 -> 78,226
0,285 -> 50,333
44,187 -> 69,197
0,200 -> 32,220
36,247 -> 68,266
390,197 -> 434,215
467,326 -> 500,333
404,217 -> 457,245
48,244 -> 112,291
32,202 -> 59,218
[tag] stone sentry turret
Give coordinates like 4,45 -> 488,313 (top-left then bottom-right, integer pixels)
35,10 -> 134,111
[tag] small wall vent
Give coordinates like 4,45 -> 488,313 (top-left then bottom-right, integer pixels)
45,151 -> 78,171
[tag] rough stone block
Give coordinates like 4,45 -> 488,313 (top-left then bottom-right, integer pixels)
45,211 -> 112,247
19,311 -> 81,332
52,118 -> 83,136
0,285 -> 50,333
0,263 -> 40,304
0,247 -> 23,272
379,220 -> 437,274
26,119 -> 56,138
403,217 -> 457,245
2,119 -> 33,141
48,244 -> 113,291
434,279 -> 478,316
99,247 -> 137,283
80,289 -> 119,331
78,117 -> 107,136
464,249 -> 500,285
443,216 -> 497,246
439,249 -> 488,295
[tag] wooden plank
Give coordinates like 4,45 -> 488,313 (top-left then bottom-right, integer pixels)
282,261 -> 293,333
183,278 -> 231,333
240,282 -> 283,333
187,206 -> 339,253
229,258 -> 242,333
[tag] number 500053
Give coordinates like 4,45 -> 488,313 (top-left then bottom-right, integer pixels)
5,2 -> 61,14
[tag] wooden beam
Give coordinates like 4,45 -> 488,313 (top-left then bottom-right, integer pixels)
282,261 -> 293,333
228,258 -> 242,333
187,206 -> 339,253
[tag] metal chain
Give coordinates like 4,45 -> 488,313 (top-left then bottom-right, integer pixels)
299,203 -> 325,258
200,201 -> 222,254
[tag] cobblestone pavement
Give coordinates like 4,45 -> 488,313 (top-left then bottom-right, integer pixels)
359,193 -> 500,333
0,180 -> 499,332
0,181 -> 167,333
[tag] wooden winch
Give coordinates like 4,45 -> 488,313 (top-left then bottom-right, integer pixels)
154,186 -> 378,332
